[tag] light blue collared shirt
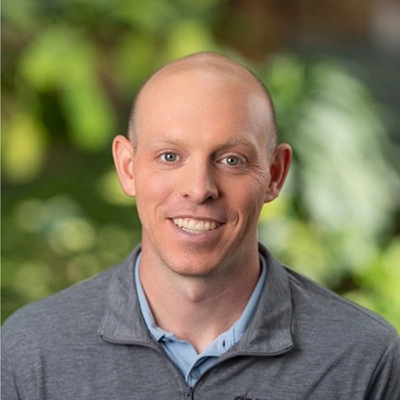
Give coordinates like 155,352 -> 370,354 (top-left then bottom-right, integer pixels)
135,254 -> 267,387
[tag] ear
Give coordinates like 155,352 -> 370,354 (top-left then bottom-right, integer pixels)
264,143 -> 292,203
112,135 -> 136,197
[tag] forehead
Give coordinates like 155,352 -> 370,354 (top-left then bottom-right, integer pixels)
135,62 -> 272,138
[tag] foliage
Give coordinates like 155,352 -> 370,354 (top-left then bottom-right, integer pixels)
2,0 -> 400,330
258,56 -> 400,328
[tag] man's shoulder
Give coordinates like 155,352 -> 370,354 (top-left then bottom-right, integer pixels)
2,263 -> 117,353
286,266 -> 398,342
260,243 -> 397,342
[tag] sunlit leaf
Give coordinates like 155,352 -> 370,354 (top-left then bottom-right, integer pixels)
111,0 -> 177,33
2,0 -> 39,29
114,33 -> 156,93
47,217 -> 96,254
19,26 -> 117,150
2,112 -> 48,182
61,78 -> 116,151
163,19 -> 216,61
15,199 -> 48,232
19,26 -> 90,90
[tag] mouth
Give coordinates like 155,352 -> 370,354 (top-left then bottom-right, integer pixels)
172,218 -> 220,234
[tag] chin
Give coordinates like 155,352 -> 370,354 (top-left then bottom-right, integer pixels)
163,253 -> 223,278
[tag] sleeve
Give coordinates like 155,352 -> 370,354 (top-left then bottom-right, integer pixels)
1,349 -> 21,400
366,335 -> 400,399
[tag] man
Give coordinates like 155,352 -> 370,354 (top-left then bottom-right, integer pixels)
2,52 -> 399,399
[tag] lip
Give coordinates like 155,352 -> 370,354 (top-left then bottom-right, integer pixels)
170,214 -> 224,223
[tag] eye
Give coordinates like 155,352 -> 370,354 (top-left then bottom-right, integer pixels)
161,152 -> 179,162
222,156 -> 241,166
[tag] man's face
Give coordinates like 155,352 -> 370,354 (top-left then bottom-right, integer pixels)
129,68 -> 276,278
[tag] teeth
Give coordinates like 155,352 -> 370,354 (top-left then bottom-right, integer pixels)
172,218 -> 220,234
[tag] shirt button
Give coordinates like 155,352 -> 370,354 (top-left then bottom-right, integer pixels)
191,368 -> 200,379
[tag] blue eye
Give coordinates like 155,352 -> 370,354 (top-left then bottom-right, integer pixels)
161,152 -> 178,162
224,156 -> 240,166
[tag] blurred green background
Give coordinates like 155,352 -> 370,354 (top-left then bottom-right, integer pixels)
2,0 -> 400,329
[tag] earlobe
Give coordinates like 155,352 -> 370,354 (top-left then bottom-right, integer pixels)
264,143 -> 292,203
112,135 -> 136,197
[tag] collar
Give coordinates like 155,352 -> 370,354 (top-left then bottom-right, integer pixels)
135,252 -> 267,347
98,243 -> 293,356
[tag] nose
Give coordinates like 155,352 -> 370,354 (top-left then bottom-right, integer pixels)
179,159 -> 219,203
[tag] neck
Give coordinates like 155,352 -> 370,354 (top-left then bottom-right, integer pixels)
139,251 -> 261,353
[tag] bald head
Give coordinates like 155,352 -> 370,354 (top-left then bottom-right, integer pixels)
128,52 -> 278,155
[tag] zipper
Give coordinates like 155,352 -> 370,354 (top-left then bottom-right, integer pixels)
186,386 -> 194,399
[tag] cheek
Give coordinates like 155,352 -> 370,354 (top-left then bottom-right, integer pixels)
236,172 -> 270,207
135,170 -> 176,214
223,179 -> 269,223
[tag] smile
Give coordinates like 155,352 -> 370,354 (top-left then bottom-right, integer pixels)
172,218 -> 220,234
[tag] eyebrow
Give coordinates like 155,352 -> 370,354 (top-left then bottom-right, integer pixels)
216,138 -> 257,149
144,135 -> 258,151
